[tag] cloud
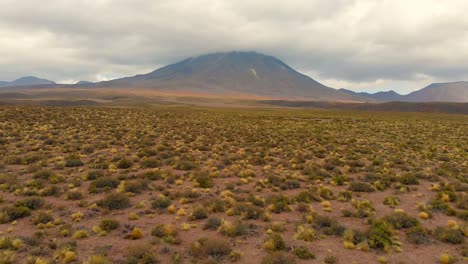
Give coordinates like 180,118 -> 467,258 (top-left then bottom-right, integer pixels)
0,0 -> 467,93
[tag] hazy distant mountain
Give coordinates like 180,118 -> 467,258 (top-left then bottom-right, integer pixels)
76,81 -> 93,85
339,89 -> 404,101
402,82 -> 468,102
95,51 -> 370,101
0,76 -> 56,87
340,82 -> 468,102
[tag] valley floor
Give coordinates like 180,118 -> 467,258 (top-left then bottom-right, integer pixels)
0,106 -> 466,264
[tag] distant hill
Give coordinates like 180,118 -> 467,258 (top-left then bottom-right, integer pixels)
0,76 -> 56,87
402,82 -> 468,102
76,81 -> 93,85
93,51 -> 370,101
340,82 -> 468,102
340,89 -> 404,101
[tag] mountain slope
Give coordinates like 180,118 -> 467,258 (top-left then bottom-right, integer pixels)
0,76 -> 56,87
402,82 -> 468,102
96,51 -> 370,101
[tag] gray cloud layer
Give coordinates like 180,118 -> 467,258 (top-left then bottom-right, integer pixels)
0,0 -> 467,93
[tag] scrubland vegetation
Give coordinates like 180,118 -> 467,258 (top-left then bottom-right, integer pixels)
0,105 -> 466,263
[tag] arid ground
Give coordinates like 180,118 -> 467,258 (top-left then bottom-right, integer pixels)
0,106 -> 466,264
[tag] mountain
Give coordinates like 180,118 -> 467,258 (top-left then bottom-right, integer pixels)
94,51 -> 370,101
340,82 -> 468,102
0,76 -> 56,87
340,89 -> 404,101
402,82 -> 468,102
76,81 -> 93,85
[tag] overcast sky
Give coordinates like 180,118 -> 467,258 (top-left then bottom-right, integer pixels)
1,0 -> 467,94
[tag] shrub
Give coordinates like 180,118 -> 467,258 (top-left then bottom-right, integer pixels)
15,197 -> 44,210
66,190 -> 84,200
439,253 -> 457,264
125,244 -> 159,264
151,195 -> 172,209
383,196 -> 400,208
261,252 -> 296,264
367,220 -> 396,251
405,226 -> 432,244
434,226 -> 464,244
65,154 -> 84,167
99,219 -> 120,231
263,233 -> 286,251
219,221 -> 253,237
83,255 -> 112,264
151,224 -> 178,239
89,177 -> 119,193
33,169 -> 55,180
203,217 -> 222,230
313,215 -> 345,236
189,237 -> 232,261
399,174 -> 419,185
120,180 -> 146,194
129,227 -> 144,240
87,170 -> 104,180
0,206 -> 31,223
383,211 -> 420,229
73,230 -> 90,239
140,158 -> 160,168
293,246 -> 315,260
267,195 -> 291,213
98,193 -> 131,210
117,158 -> 133,169
348,181 -> 374,192
32,211 -> 54,225
188,207 -> 208,221
195,173 -> 213,189
295,225 -> 316,242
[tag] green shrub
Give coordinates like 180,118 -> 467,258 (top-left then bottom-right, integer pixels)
121,180 -> 146,194
405,226 -> 432,244
0,206 -> 31,223
15,197 -> 44,210
203,217 -> 222,230
189,237 -> 232,261
261,252 -> 296,264
383,211 -> 420,229
140,158 -> 160,168
65,154 -> 84,167
188,207 -> 208,221
383,196 -> 400,208
98,193 -> 131,210
264,232 -> 286,251
434,226 -> 464,244
151,195 -> 172,209
99,219 -> 120,231
195,174 -> 213,189
88,177 -> 119,193
348,181 -> 374,192
367,220 -> 396,251
293,246 -> 315,260
124,244 -> 159,264
399,174 -> 419,185
313,215 -> 345,236
66,190 -> 84,200
32,211 -> 54,225
117,158 -> 133,169
87,170 -> 104,180
33,169 -> 55,180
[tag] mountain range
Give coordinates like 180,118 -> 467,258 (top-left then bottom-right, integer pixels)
0,76 -> 56,87
1,52 -> 467,102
